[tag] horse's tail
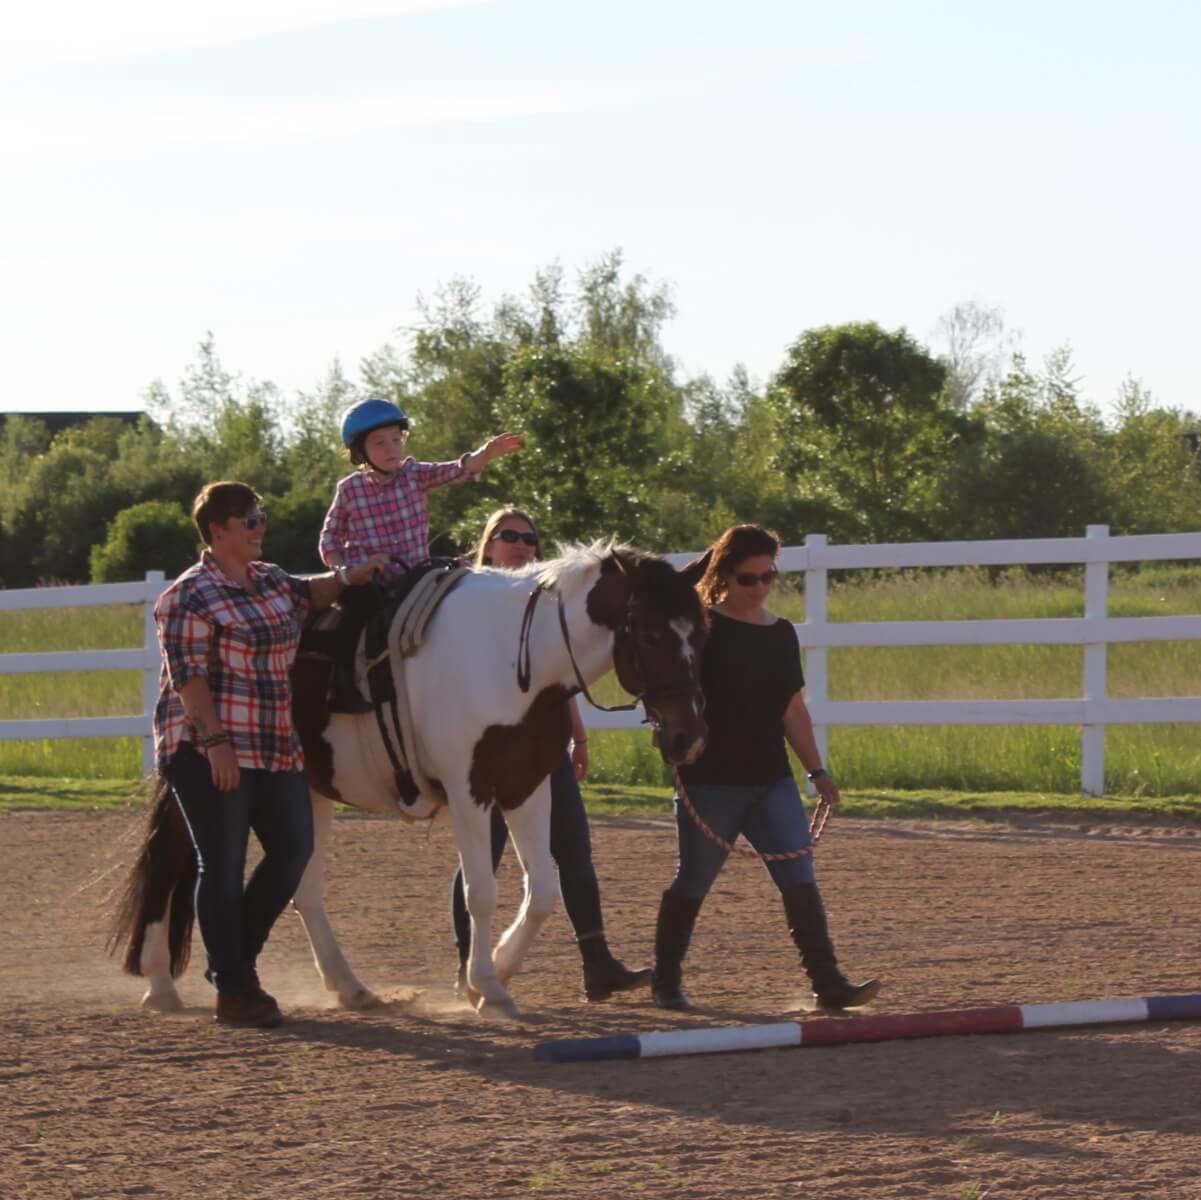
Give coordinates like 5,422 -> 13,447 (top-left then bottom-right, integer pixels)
108,775 -> 197,978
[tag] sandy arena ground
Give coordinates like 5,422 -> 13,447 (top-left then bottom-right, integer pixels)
2,803 -> 1200,1199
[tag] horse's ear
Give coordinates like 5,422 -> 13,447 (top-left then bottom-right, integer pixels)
679,549 -> 712,588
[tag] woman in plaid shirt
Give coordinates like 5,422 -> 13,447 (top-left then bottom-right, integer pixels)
155,481 -> 387,1027
319,398 -> 521,710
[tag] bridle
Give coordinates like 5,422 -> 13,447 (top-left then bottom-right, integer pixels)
516,581 -> 700,727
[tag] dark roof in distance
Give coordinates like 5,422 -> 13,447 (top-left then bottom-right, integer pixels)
0,411 -> 154,437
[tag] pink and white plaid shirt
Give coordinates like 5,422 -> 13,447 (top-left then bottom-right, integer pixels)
153,552 -> 312,773
319,457 -> 475,577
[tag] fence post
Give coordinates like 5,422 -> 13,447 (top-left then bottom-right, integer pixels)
142,571 -> 165,775
1081,526 -> 1109,795
803,534 -> 829,793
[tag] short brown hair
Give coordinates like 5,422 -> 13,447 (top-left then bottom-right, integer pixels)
348,424 -> 406,468
473,507 -> 540,566
192,481 -> 260,546
695,524 -> 781,606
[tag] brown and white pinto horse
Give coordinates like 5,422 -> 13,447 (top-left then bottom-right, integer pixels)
113,543 -> 709,1016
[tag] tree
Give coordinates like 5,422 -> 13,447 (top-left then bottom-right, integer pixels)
485,344 -> 676,547
932,300 -> 1017,410
90,501 -> 197,582
767,322 -> 969,542
938,350 -> 1112,540
1104,378 -> 1201,534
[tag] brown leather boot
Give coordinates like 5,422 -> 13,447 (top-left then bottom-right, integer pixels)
215,990 -> 284,1028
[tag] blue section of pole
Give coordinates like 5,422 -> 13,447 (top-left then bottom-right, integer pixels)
534,1034 -> 642,1063
1145,993 -> 1201,1021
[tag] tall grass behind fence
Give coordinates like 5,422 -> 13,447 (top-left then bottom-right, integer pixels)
586,565 -> 1201,796
1,566 -> 1198,793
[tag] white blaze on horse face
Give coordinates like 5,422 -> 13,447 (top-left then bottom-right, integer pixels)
669,617 -> 702,715
669,618 -> 696,667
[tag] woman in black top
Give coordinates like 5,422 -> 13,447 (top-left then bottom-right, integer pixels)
651,524 -> 880,1013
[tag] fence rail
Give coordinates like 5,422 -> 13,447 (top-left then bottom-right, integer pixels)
2,527 -> 1199,791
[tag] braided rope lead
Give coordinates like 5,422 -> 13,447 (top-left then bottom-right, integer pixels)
672,768 -> 831,862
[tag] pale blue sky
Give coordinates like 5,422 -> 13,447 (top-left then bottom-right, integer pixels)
3,0 -> 1198,416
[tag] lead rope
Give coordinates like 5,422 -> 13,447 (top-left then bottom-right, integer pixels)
672,767 -> 831,861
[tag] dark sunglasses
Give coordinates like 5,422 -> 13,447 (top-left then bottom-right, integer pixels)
490,529 -> 538,547
236,511 -> 268,530
734,567 -> 778,588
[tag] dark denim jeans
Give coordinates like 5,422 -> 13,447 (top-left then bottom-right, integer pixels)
166,742 -> 314,995
451,754 -> 604,954
667,775 -> 817,900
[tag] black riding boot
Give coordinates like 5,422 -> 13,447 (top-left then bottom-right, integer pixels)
578,933 -> 652,1002
782,883 -> 880,1010
651,891 -> 703,1011
329,659 -> 373,713
328,584 -> 377,713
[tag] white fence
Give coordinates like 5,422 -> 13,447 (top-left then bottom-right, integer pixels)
0,572 -> 167,772
2,527 -> 1200,792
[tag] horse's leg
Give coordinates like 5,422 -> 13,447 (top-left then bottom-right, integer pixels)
450,794 -> 516,1016
139,892 -> 184,1012
492,779 -> 556,990
290,792 -> 380,1010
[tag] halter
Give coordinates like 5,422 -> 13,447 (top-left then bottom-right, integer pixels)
516,581 -> 699,724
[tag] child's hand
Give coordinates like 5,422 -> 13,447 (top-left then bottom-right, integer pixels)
481,432 -> 522,463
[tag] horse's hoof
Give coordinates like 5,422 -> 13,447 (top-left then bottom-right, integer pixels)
340,988 -> 382,1011
141,990 -> 183,1014
475,996 -> 520,1020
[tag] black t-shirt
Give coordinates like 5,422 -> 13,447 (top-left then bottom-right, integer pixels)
678,609 -> 805,787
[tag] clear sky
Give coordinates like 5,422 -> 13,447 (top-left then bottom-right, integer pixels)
3,0 -> 1199,417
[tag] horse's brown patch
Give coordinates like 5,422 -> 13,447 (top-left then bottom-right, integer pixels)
468,684 -> 573,812
291,656 -> 342,802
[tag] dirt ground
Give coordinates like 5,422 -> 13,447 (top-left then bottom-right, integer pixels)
2,804 -> 1200,1200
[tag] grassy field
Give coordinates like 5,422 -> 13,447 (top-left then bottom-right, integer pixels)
1,563 -> 1198,796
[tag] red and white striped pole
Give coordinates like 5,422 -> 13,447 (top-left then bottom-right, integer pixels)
534,994 -> 1201,1064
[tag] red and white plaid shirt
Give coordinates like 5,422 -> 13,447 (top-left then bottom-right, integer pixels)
319,458 -> 475,578
153,552 -> 312,773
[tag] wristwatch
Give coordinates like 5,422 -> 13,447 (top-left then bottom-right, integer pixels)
806,767 -> 829,781
335,565 -> 350,587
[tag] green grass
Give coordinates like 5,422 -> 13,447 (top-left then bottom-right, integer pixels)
0,775 -> 147,811
6,773 -> 1200,822
2,566 -> 1198,795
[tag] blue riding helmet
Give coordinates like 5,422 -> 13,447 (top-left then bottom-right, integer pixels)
340,398 -> 411,447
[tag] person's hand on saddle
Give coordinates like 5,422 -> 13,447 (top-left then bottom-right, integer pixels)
464,432 -> 523,474
344,554 -> 390,586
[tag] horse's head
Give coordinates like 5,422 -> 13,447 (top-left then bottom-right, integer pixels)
587,548 -> 710,765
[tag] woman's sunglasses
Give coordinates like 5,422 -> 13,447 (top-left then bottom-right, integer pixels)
733,567 -> 778,588
237,512 -> 268,531
490,529 -> 538,547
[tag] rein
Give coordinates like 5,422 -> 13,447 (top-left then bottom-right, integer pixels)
672,767 -> 832,862
516,582 -> 638,714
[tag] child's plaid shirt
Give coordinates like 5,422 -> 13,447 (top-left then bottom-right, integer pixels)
319,457 -> 476,577
153,552 -> 312,773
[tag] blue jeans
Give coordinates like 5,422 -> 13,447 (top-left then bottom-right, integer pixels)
166,742 -> 314,994
451,754 -> 604,952
668,776 -> 816,900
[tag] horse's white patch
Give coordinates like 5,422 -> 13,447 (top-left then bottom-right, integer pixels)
669,617 -> 697,667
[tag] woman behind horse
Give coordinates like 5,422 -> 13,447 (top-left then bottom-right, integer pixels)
448,506 -> 651,1002
149,481 -> 387,1027
651,523 -> 881,1012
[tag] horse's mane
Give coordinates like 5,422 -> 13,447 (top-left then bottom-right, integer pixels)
472,539 -> 669,603
533,539 -> 658,599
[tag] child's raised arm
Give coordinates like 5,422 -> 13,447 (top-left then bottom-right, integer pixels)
463,432 -> 522,475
